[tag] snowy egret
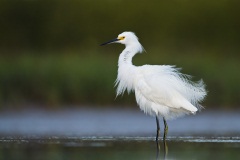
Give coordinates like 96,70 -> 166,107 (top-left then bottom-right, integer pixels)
101,31 -> 207,141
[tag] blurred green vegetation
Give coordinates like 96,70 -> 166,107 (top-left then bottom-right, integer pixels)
0,0 -> 239,108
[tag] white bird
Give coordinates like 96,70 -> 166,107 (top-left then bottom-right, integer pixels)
101,31 -> 207,141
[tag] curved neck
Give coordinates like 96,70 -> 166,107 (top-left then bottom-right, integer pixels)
118,42 -> 143,66
118,50 -> 134,65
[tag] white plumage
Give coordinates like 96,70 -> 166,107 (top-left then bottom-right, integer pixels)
101,31 -> 207,140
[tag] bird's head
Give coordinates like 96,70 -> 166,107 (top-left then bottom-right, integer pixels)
100,31 -> 139,46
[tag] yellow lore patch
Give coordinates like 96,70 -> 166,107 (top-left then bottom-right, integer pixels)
118,36 -> 125,40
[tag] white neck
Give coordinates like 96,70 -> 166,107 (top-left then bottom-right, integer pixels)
115,41 -> 143,96
118,42 -> 143,66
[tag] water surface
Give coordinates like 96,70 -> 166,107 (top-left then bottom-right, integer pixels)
0,108 -> 239,160
0,136 -> 239,160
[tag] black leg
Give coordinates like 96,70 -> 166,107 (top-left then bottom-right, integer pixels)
155,116 -> 160,158
163,117 -> 168,159
156,116 -> 160,141
163,117 -> 168,141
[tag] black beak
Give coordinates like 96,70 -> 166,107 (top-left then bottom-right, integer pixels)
100,38 -> 119,46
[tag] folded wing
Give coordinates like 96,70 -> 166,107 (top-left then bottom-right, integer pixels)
135,65 -> 206,118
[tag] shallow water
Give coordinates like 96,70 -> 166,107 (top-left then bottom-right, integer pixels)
0,108 -> 240,160
0,136 -> 239,160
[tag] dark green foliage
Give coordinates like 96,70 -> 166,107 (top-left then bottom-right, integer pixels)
0,0 -> 239,108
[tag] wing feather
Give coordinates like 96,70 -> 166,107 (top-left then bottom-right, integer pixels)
135,65 -> 206,113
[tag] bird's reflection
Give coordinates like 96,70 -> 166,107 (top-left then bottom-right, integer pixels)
156,139 -> 168,160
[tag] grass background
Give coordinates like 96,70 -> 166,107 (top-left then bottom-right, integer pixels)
1,48 -> 239,109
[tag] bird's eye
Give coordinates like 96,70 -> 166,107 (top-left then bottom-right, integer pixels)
119,36 -> 125,40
